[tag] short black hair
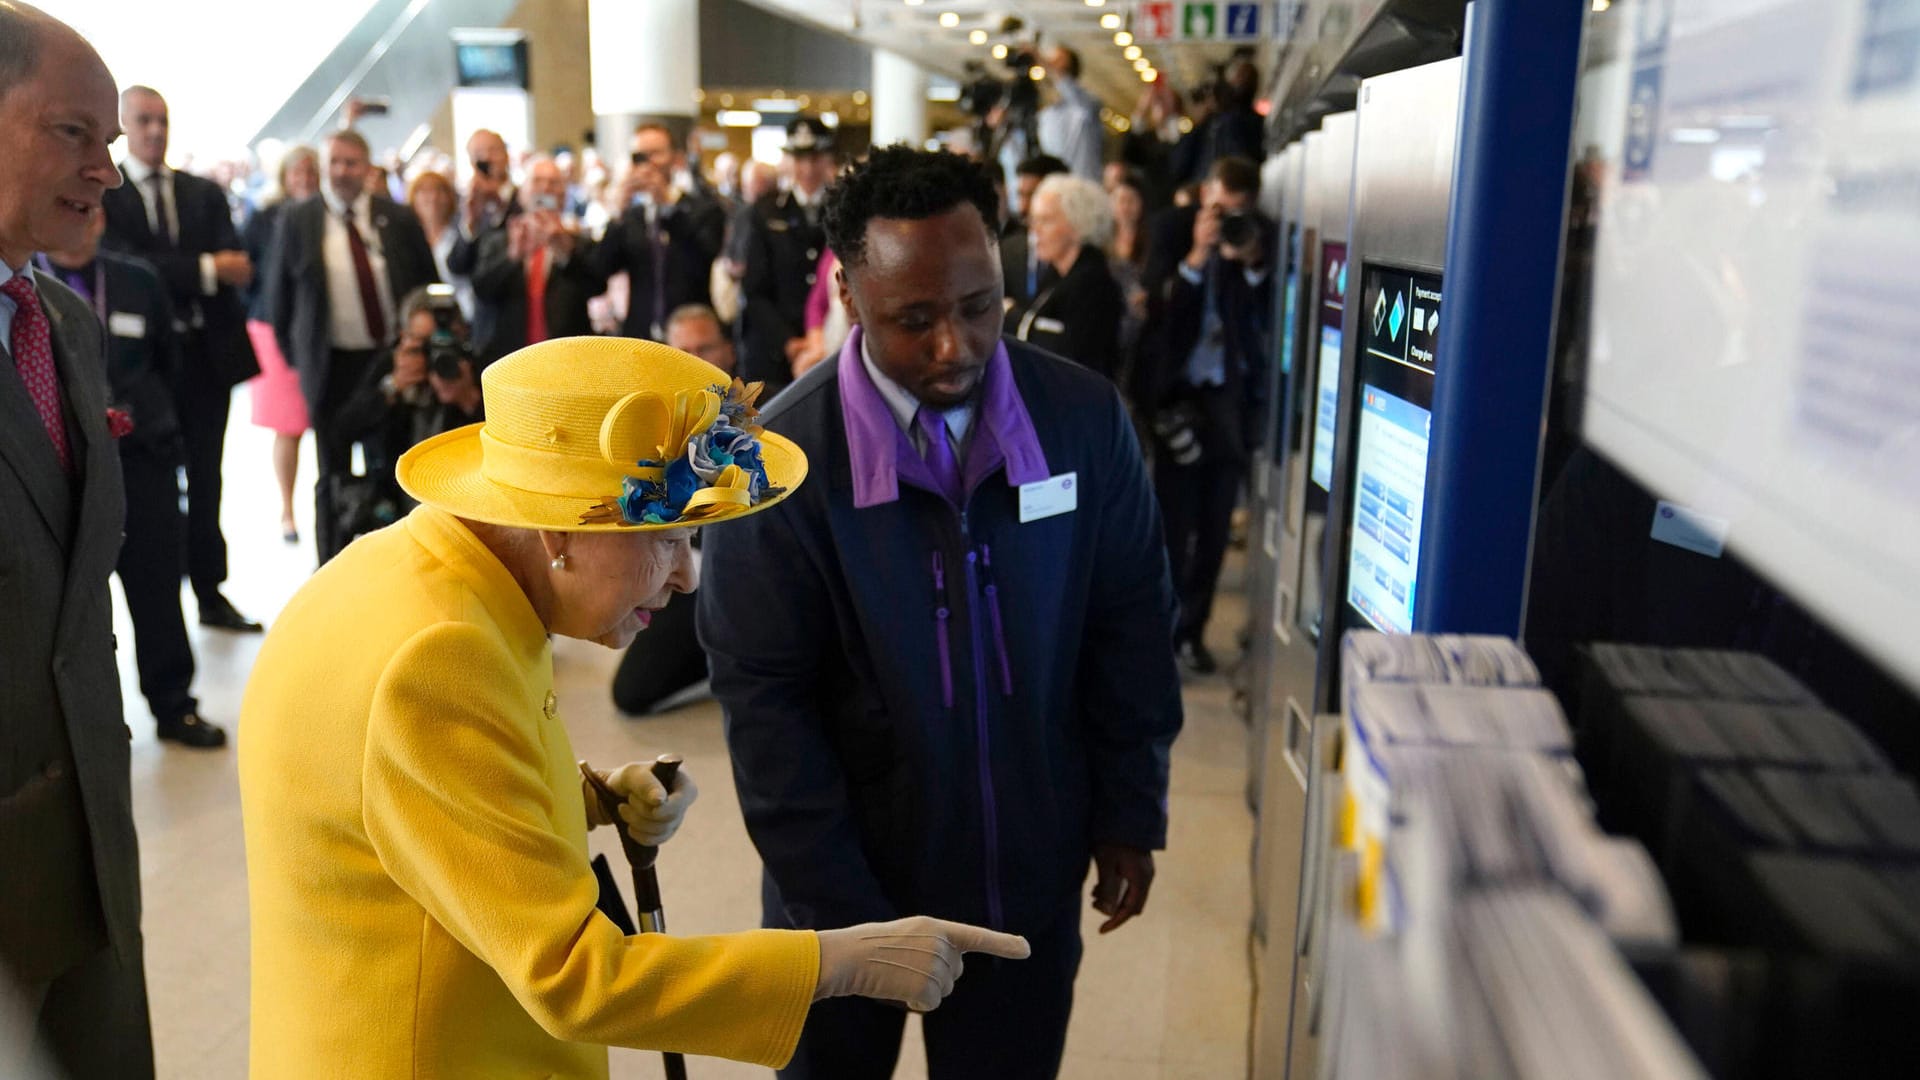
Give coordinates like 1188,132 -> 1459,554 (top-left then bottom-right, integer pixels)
823,144 -> 999,268
1210,155 -> 1261,197
1015,154 -> 1070,181
1056,47 -> 1082,79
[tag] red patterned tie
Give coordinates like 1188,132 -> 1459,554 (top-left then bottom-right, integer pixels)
2,275 -> 72,471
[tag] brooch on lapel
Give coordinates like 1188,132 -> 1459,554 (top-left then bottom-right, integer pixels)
106,407 -> 134,439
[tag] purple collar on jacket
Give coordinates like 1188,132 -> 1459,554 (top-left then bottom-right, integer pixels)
837,325 -> 1049,509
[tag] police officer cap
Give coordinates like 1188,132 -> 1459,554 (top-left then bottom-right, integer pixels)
783,116 -> 836,156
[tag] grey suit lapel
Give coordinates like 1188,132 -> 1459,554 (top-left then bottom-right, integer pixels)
0,280 -> 76,545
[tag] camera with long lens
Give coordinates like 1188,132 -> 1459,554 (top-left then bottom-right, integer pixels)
422,285 -> 473,381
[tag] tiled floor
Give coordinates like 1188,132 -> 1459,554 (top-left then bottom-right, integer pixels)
118,404 -> 1255,1079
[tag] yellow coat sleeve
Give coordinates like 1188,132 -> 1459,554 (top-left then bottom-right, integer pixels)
361,621 -> 818,1066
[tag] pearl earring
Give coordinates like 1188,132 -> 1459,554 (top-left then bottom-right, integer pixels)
550,554 -> 569,571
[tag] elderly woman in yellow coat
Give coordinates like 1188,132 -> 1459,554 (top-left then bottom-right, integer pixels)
239,336 -> 1029,1078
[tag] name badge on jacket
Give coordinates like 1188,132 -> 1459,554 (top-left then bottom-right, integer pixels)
1019,472 -> 1078,523
108,311 -> 147,338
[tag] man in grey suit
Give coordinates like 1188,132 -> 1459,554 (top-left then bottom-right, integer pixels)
0,4 -> 155,1077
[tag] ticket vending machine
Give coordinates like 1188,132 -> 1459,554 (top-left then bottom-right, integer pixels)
1244,140 -> 1309,818
1295,57 -> 1465,1078
1249,109 -> 1360,1080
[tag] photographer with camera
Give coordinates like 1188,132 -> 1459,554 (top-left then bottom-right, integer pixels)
324,285 -> 485,554
1134,155 -> 1273,674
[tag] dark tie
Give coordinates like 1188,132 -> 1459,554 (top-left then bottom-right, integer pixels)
340,207 -> 387,344
649,208 -> 667,339
2,275 -> 73,470
146,173 -> 173,248
916,406 -> 962,506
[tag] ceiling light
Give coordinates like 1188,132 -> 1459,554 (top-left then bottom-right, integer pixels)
1124,45 -> 1142,60
969,29 -> 987,44
1140,68 -> 1157,82
1591,0 -> 1611,9
719,93 -> 734,107
1101,13 -> 1122,29
1114,31 -> 1133,46
905,0 -> 923,5
717,110 -> 762,128
1133,57 -> 1151,71
1115,117 -> 1131,132
796,94 -> 811,108
692,89 -> 705,103
1029,65 -> 1046,81
852,90 -> 869,105
939,11 -> 959,27
992,43 -> 1008,59
1085,0 -> 1106,6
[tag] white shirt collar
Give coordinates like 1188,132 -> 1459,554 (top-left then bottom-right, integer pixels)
860,334 -> 975,443
322,186 -> 371,221
0,260 -> 21,289
790,185 -> 824,209
122,158 -> 168,185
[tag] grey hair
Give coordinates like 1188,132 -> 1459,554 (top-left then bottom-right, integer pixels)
0,1 -> 51,103
666,303 -> 723,336
1035,174 -> 1114,249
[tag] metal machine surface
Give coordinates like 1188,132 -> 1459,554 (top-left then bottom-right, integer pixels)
1290,58 -> 1463,1076
1254,109 -> 1357,1080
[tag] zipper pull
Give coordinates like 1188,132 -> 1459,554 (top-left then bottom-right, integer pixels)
978,544 -> 1014,698
931,551 -> 955,710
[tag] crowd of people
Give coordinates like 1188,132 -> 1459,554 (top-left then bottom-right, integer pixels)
2,4 -> 1273,1075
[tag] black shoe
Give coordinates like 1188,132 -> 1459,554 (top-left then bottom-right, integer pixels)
157,713 -> 228,749
1177,639 -> 1218,675
199,594 -> 264,633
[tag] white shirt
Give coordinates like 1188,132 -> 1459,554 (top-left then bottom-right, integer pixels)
121,158 -> 220,297
321,187 -> 395,349
429,226 -> 476,321
860,335 -> 975,456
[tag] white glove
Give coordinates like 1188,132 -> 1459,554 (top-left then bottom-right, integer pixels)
582,762 -> 698,847
813,916 -> 1031,1012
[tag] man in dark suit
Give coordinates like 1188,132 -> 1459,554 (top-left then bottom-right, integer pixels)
42,206 -> 226,748
101,84 -> 262,631
1134,155 -> 1273,674
0,8 -> 155,1075
444,128 -> 518,349
739,116 -> 835,392
267,127 -> 437,564
470,154 -> 607,362
595,123 -> 724,342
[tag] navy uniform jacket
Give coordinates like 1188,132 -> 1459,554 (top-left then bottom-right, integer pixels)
699,330 -> 1183,937
738,190 -> 826,393
41,252 -> 184,459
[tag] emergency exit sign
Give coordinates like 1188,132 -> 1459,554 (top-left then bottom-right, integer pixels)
1136,1 -> 1272,42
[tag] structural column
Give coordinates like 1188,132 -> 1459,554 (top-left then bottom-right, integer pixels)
589,0 -> 700,150
869,48 -> 928,148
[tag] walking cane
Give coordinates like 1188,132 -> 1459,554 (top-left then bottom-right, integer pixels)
581,753 -> 689,1080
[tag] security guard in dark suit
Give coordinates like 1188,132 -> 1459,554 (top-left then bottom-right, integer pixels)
739,116 -> 836,393
41,212 -> 225,748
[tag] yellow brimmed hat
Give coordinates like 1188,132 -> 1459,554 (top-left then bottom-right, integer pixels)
396,336 -> 806,532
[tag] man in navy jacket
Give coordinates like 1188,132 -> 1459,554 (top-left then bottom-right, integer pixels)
700,147 -> 1184,1079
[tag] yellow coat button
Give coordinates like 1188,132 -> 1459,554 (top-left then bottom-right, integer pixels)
543,691 -> 558,720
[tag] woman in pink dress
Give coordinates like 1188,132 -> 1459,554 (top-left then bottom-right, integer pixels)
243,146 -> 319,543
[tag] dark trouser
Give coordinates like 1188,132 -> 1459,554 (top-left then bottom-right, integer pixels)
172,353 -> 231,605
311,348 -> 378,565
115,450 -> 197,724
1156,451 -> 1246,645
10,943 -> 155,1080
772,884 -> 1082,1080
611,591 -> 707,714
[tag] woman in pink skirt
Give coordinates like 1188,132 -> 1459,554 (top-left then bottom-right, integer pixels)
243,146 -> 319,543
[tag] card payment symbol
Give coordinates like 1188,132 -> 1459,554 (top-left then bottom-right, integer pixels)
1388,292 -> 1406,341
1371,289 -> 1387,335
